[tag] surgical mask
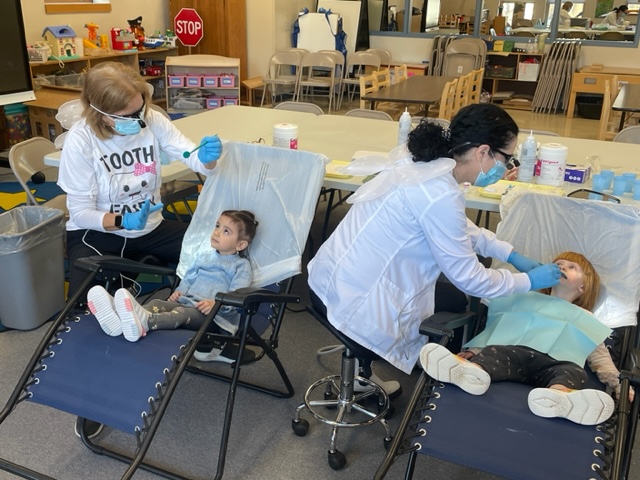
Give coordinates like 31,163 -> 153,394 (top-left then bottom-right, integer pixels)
474,156 -> 507,187
90,100 -> 146,136
113,118 -> 142,135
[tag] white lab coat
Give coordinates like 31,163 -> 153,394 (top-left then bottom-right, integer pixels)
603,11 -> 621,26
308,157 -> 531,373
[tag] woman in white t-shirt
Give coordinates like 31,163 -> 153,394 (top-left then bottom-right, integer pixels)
58,62 -> 222,307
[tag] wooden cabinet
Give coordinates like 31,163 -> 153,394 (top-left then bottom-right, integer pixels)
483,52 -> 544,111
168,0 -> 247,82
165,54 -> 240,116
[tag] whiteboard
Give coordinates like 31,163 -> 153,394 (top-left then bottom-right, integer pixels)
296,12 -> 340,52
317,0 -> 362,55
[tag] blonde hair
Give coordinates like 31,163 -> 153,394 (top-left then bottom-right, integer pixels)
541,251 -> 600,312
81,62 -> 151,140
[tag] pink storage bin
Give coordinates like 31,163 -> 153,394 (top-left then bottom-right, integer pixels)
202,75 -> 220,87
219,74 -> 236,88
186,75 -> 203,87
206,98 -> 222,109
223,97 -> 239,106
168,75 -> 186,87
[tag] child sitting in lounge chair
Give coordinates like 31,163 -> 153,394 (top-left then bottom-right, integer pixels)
87,210 -> 257,359
421,251 -> 633,426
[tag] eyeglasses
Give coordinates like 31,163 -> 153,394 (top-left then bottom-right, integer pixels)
117,100 -> 146,121
567,189 -> 621,204
90,96 -> 147,127
491,148 -> 519,170
449,142 -> 519,170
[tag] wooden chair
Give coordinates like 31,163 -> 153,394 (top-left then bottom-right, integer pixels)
453,71 -> 473,115
438,78 -> 459,122
373,69 -> 392,89
468,68 -> 484,104
359,72 -> 379,109
598,78 -> 619,141
394,64 -> 409,83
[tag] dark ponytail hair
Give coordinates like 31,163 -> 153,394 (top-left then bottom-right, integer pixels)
407,103 -> 519,163
220,210 -> 258,258
614,5 -> 628,13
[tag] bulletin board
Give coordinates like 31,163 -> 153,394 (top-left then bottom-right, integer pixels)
317,0 -> 362,55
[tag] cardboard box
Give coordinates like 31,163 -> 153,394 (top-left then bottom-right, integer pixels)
564,165 -> 591,184
27,105 -> 64,143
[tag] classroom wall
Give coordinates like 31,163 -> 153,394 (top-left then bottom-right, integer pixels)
18,1 -> 640,79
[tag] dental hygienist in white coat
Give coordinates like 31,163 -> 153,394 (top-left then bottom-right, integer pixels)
308,104 -> 562,375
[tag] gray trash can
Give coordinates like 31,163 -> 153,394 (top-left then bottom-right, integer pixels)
0,206 -> 65,330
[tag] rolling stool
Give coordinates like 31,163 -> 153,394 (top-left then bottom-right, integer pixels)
292,291 -> 393,470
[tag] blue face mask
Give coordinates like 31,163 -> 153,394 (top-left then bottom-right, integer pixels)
90,101 -> 146,136
113,118 -> 142,136
474,156 -> 507,187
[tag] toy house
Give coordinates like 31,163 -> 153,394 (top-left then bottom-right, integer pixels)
42,25 -> 79,59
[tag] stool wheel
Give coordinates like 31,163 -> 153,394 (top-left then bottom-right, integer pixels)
383,436 -> 393,451
328,449 -> 347,470
291,418 -> 309,437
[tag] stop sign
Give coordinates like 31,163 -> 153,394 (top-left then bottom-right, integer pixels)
174,8 -> 204,47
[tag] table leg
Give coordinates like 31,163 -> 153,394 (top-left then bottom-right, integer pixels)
619,111 -> 627,132
566,91 -> 577,118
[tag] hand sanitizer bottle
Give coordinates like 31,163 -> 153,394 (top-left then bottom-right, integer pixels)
397,108 -> 412,145
517,130 -> 537,183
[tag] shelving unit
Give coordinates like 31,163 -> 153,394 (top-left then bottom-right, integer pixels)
26,48 -> 177,142
483,52 -> 544,111
29,47 -> 177,107
165,55 -> 240,117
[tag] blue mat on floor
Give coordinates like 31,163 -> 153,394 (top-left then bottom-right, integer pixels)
0,181 -> 64,213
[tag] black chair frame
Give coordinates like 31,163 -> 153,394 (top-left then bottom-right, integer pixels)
0,255 -> 298,480
375,308 -> 640,480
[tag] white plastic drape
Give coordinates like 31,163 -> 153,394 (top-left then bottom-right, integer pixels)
178,141 -> 328,288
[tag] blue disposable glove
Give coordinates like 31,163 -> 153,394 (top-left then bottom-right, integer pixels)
507,251 -> 542,273
197,135 -> 222,164
526,263 -> 561,291
122,199 -> 164,230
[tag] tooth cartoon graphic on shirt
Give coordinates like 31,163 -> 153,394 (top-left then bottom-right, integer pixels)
108,159 -> 160,212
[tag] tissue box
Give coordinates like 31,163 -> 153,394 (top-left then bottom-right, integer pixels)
564,165 -> 591,184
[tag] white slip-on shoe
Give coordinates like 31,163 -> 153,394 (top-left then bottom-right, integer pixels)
114,289 -> 150,342
527,388 -> 615,425
87,286 -> 122,336
419,343 -> 491,395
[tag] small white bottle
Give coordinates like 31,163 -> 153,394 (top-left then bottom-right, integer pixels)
518,130 -> 537,183
397,108 -> 412,146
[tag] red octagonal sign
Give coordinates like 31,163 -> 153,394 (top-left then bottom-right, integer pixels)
174,8 -> 204,47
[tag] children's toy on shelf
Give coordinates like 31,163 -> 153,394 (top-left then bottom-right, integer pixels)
110,27 -> 137,51
144,30 -> 166,49
27,41 -> 52,63
84,22 -> 99,45
42,25 -> 79,59
164,29 -> 177,48
127,16 -> 145,50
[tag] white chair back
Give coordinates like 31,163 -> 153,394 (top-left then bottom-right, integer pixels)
495,190 -> 640,328
178,142 -> 328,287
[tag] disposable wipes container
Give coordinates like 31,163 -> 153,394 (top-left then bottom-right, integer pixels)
535,143 -> 568,187
0,206 -> 65,330
273,123 -> 298,149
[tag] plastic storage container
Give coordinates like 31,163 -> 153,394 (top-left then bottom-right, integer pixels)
0,206 -> 65,330
3,104 -> 31,146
